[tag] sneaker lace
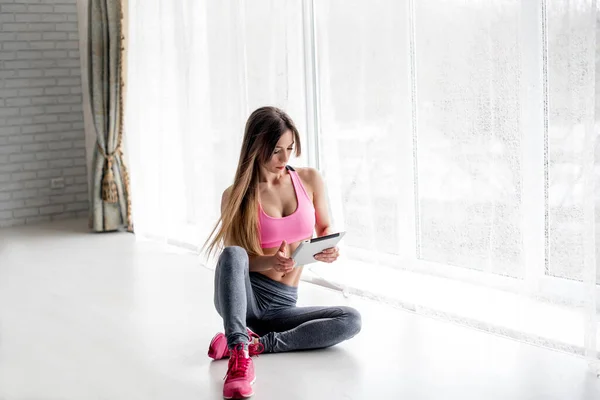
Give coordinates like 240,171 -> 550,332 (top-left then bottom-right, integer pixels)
224,344 -> 251,380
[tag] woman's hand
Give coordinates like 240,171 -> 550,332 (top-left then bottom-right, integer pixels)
272,240 -> 295,274
314,246 -> 340,263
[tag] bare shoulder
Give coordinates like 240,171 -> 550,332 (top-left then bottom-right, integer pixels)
221,185 -> 233,211
295,167 -> 324,193
222,185 -> 233,201
295,167 -> 321,185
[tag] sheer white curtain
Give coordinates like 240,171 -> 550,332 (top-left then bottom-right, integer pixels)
126,0 -> 308,252
125,0 -> 599,372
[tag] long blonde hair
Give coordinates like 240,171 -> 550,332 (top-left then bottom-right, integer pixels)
203,106 -> 301,258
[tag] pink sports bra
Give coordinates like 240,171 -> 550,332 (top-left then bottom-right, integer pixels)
258,166 -> 316,248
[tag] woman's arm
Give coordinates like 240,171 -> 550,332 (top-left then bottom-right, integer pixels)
249,243 -> 295,273
249,240 -> 295,273
306,168 -> 334,237
304,168 -> 339,263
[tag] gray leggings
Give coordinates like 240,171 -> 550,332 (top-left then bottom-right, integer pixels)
213,246 -> 362,353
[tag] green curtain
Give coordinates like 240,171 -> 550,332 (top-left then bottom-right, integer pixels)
88,0 -> 132,232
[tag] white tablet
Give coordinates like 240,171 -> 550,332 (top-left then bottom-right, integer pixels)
291,232 -> 346,266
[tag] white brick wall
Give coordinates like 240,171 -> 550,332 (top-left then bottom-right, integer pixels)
0,0 -> 88,228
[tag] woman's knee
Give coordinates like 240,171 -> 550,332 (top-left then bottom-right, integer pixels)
217,246 -> 249,274
340,306 -> 362,338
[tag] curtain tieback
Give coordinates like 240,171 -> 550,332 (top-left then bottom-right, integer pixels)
97,141 -> 120,204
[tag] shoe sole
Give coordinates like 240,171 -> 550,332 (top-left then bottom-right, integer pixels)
208,334 -> 227,360
223,377 -> 256,399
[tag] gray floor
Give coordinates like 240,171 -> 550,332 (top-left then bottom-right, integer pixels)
1,219 -> 599,400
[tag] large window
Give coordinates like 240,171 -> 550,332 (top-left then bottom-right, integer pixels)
314,0 -> 600,291
310,0 -> 599,360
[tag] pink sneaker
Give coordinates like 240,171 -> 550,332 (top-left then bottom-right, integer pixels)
223,344 -> 255,399
208,329 -> 262,360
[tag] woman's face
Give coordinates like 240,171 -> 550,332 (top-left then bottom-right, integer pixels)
265,130 -> 295,173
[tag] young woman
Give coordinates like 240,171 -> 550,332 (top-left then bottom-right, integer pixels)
203,106 -> 361,399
